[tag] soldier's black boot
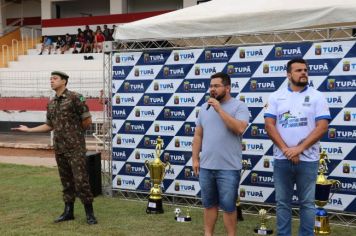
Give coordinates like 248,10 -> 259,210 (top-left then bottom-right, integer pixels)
84,203 -> 97,225
54,202 -> 74,223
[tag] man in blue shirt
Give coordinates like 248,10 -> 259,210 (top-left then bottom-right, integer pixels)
192,72 -> 249,236
39,36 -> 53,55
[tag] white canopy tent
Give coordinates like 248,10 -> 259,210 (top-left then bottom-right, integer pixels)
114,0 -> 356,40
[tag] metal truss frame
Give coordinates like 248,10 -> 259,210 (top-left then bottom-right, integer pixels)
110,25 -> 356,51
101,51 -> 113,196
102,25 -> 356,226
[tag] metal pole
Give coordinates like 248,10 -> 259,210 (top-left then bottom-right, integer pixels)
2,45 -> 9,67
11,39 -> 18,61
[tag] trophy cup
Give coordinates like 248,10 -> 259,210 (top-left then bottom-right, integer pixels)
174,207 -> 192,222
254,209 -> 273,235
145,136 -> 170,214
236,160 -> 249,221
314,150 -> 341,235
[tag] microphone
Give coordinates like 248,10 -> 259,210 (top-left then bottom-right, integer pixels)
206,94 -> 215,110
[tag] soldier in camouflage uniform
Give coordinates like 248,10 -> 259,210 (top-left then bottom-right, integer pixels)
12,71 -> 97,225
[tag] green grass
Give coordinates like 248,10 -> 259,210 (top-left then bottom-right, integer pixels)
0,163 -> 355,236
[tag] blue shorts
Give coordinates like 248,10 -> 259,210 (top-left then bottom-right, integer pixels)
199,168 -> 241,212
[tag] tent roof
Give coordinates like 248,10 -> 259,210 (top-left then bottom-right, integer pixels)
114,0 -> 356,41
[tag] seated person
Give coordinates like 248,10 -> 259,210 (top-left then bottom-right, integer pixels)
60,34 -> 73,54
77,28 -> 83,36
55,36 -> 66,54
103,24 -> 112,41
73,32 -> 85,53
83,31 -> 94,53
39,36 -> 53,55
110,25 -> 117,39
83,25 -> 93,36
94,30 -> 105,53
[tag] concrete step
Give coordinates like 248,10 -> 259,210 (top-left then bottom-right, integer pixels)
7,60 -> 102,71
19,53 -> 103,61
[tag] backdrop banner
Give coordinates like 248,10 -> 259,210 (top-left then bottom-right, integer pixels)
111,40 -> 356,212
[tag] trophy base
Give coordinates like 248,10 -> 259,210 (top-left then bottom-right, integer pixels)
175,216 -> 192,222
146,198 -> 164,214
314,208 -> 330,235
253,228 -> 273,235
314,231 -> 331,236
236,206 -> 244,221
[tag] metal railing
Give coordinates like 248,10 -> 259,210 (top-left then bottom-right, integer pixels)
11,39 -> 19,61
0,27 -> 42,68
1,45 -> 9,67
0,19 -> 23,37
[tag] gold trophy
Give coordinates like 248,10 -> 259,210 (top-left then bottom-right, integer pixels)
145,136 -> 170,214
314,150 -> 341,235
236,160 -> 249,221
254,209 -> 273,235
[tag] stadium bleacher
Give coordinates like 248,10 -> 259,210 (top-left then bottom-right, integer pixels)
0,42 -> 103,98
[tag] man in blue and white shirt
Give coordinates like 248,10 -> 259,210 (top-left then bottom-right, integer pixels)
264,58 -> 330,236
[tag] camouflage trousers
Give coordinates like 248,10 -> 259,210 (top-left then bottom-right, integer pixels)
55,151 -> 93,204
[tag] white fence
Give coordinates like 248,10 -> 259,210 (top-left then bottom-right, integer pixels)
0,70 -> 103,98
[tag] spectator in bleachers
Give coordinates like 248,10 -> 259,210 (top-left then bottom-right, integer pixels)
55,36 -> 66,54
73,32 -> 85,54
102,24 -> 112,41
39,36 -> 53,55
76,28 -> 84,40
83,25 -> 93,37
110,25 -> 117,40
83,31 -> 94,53
61,34 -> 74,54
94,30 -> 105,53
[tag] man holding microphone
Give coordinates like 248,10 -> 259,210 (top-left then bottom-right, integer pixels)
192,72 -> 249,236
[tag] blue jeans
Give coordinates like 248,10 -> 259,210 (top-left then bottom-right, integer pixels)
274,159 -> 318,236
199,168 -> 241,212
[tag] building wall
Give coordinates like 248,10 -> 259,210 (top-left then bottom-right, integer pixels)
127,0 -> 183,13
54,0 -> 110,18
6,0 -> 197,23
4,0 -> 41,19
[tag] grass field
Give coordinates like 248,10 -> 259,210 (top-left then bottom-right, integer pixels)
0,163 -> 355,236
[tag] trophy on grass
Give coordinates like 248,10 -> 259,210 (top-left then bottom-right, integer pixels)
236,160 -> 249,221
145,136 -> 170,214
314,150 -> 341,235
253,209 -> 273,235
174,207 -> 192,222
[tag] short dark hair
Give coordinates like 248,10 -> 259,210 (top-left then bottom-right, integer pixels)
287,58 -> 308,73
51,71 -> 69,86
210,72 -> 231,86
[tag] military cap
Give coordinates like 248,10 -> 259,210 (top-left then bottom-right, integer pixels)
51,71 -> 69,80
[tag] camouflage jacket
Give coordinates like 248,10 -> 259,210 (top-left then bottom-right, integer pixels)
46,89 -> 91,153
